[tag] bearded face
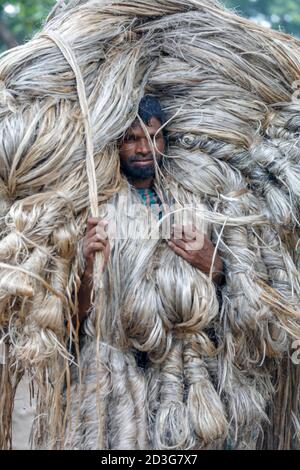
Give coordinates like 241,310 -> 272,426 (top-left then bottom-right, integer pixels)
118,117 -> 165,180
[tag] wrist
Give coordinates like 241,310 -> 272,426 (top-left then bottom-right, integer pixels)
82,257 -> 93,278
82,269 -> 93,284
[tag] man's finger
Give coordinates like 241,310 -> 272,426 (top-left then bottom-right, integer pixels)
183,228 -> 205,248
89,235 -> 108,247
86,242 -> 107,256
182,224 -> 197,240
170,235 -> 205,252
172,224 -> 184,239
172,223 -> 198,241
97,219 -> 109,229
96,224 -> 109,240
167,240 -> 189,260
87,217 -> 101,232
87,217 -> 108,231
170,237 -> 188,251
86,226 -> 97,239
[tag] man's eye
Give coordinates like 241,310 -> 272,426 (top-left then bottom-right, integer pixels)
124,135 -> 135,142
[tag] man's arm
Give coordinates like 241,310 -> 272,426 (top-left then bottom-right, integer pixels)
77,273 -> 94,325
74,218 -> 110,327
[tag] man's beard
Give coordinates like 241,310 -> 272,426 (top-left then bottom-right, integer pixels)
120,155 -> 163,180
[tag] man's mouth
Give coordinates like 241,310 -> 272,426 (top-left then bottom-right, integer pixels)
132,159 -> 154,165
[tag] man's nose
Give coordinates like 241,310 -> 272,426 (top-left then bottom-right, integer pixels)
136,138 -> 151,155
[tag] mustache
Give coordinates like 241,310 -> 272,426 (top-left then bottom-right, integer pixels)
129,154 -> 160,162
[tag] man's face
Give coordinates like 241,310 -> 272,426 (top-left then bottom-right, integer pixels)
118,117 -> 165,180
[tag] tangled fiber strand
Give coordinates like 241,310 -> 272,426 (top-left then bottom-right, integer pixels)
0,0 -> 300,449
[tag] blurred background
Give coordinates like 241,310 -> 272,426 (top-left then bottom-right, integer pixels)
0,0 -> 300,52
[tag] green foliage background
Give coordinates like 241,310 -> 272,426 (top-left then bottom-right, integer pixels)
226,0 -> 300,37
0,1 -> 55,51
0,0 -> 299,53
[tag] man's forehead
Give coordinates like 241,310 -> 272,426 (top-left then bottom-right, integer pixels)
127,117 -> 161,134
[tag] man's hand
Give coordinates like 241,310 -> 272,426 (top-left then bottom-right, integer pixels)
167,224 -> 223,284
83,217 -> 110,279
75,218 -> 110,327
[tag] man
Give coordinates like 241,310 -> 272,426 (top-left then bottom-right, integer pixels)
78,95 -> 223,327
67,95 -> 227,450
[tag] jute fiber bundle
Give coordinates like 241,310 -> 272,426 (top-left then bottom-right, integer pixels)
0,0 -> 300,450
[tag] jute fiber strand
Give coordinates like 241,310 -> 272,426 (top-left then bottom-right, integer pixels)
0,0 -> 300,450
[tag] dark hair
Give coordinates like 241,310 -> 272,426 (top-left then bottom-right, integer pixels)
138,95 -> 166,127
